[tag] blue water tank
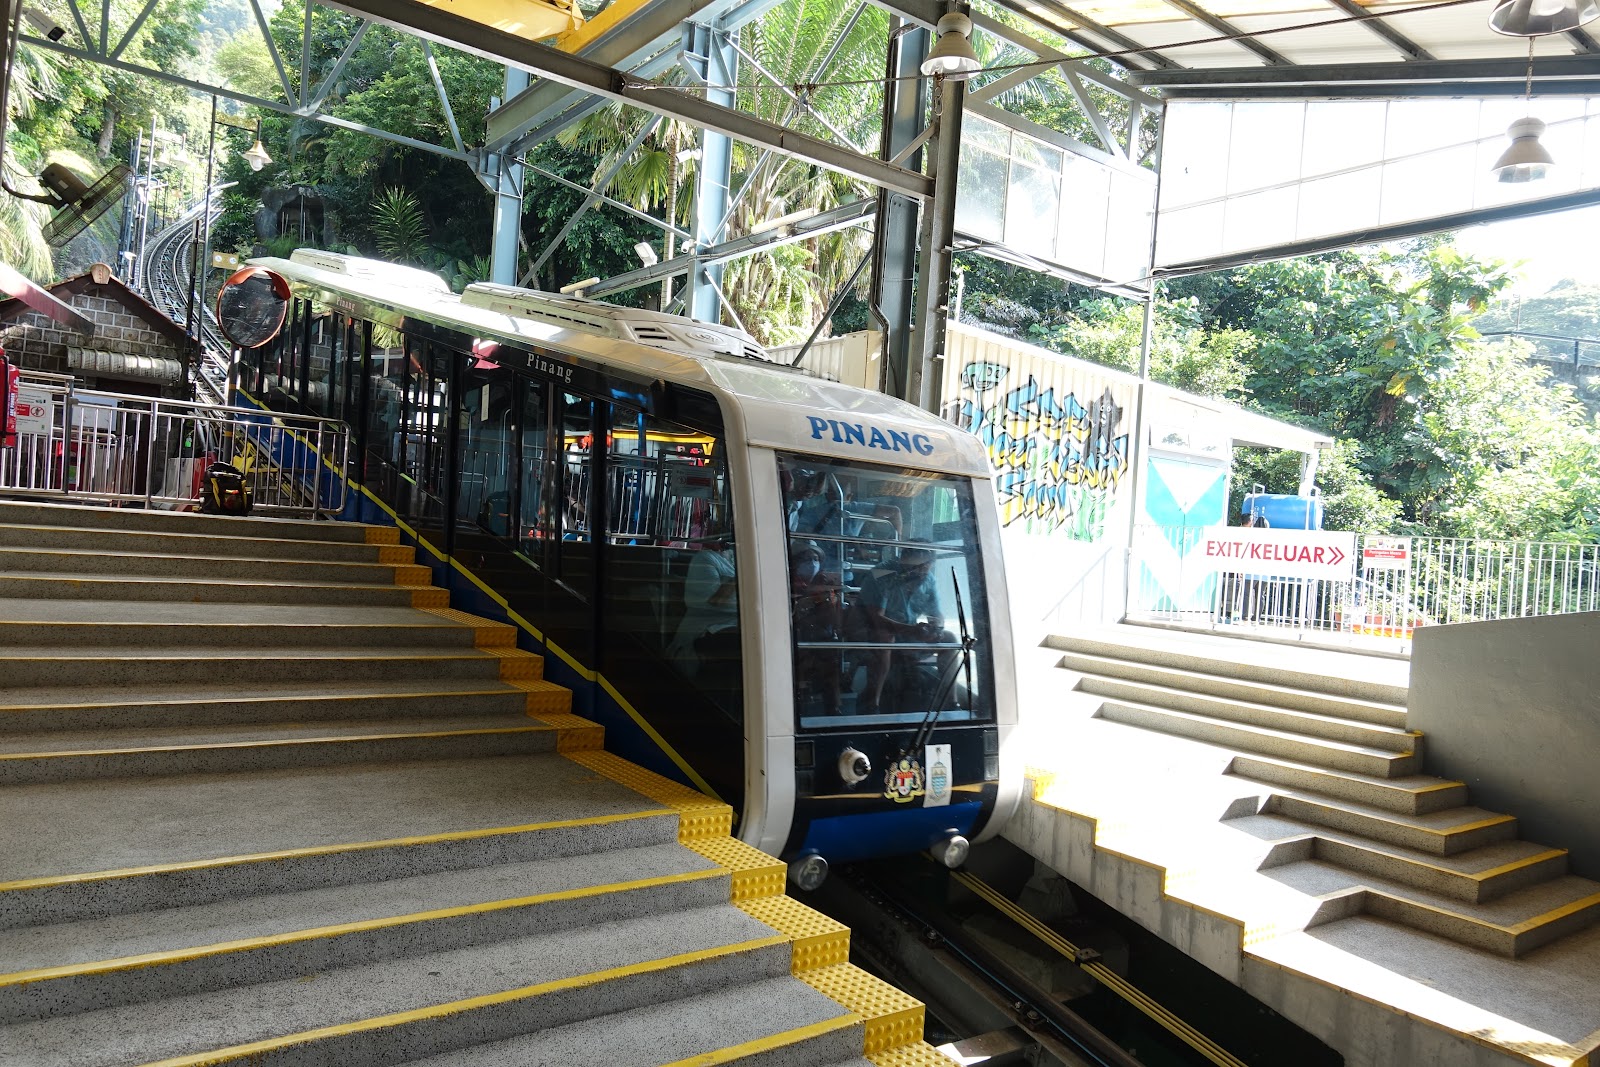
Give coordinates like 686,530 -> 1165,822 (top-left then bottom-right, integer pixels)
1242,493 -> 1324,530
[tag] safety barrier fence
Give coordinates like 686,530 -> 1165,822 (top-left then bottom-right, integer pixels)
1128,524 -> 1600,649
1,374 -> 348,517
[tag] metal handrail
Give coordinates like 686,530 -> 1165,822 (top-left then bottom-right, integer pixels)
1127,524 -> 1600,650
0,375 -> 348,517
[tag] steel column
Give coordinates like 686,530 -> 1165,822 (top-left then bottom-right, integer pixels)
871,22 -> 929,400
489,68 -> 529,285
906,72 -> 963,414
688,24 -> 738,322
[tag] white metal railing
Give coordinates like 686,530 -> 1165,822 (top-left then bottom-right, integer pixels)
1,375 -> 348,517
1128,525 -> 1600,650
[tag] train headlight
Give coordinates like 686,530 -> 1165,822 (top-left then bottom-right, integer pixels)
789,851 -> 829,891
838,747 -> 871,786
929,833 -> 970,869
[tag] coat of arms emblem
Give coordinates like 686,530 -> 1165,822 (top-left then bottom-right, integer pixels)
884,757 -> 924,802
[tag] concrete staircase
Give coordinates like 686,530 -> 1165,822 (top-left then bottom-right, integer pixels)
0,500 -> 946,1067
1054,627 -> 1600,959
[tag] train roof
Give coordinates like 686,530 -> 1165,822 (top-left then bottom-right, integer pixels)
251,251 -> 992,479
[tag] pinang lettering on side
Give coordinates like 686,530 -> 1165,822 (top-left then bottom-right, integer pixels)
807,416 -> 936,457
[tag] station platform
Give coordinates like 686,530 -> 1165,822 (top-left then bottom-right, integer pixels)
1010,623 -> 1600,1067
0,501 -> 947,1067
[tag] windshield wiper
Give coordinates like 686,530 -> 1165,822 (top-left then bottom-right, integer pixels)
911,569 -> 977,753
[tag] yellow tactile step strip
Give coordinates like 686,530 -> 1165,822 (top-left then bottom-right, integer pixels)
413,607 -> 573,715
362,526 -> 401,545
570,747 -> 956,1065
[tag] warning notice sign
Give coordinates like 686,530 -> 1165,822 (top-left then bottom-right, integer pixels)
1363,536 -> 1411,571
1195,528 -> 1357,581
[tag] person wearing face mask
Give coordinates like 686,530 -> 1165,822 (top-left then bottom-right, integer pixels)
790,541 -> 842,714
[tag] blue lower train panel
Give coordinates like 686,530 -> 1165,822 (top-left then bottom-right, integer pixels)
797,802 -> 983,865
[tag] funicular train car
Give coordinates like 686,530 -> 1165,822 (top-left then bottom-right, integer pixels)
237,249 -> 1022,884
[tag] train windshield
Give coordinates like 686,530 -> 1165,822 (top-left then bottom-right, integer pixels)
778,452 -> 995,730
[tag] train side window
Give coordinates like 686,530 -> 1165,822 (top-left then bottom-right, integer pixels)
602,409 -> 727,658
455,362 -> 515,534
517,378 -> 553,557
777,452 -> 995,729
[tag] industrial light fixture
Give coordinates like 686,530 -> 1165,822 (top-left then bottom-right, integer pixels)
242,120 -> 271,172
633,241 -> 659,267
920,12 -> 982,81
1490,0 -> 1599,35
1493,39 -> 1555,183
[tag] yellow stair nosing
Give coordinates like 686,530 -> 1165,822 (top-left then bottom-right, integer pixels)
0,868 -> 731,989
656,1015 -> 865,1067
0,686 -> 534,714
799,962 -> 925,1056
0,809 -> 676,896
0,724 -> 564,763
868,1042 -> 963,1067
134,936 -> 792,1067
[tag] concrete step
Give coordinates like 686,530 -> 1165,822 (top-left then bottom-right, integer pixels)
0,714 -> 567,785
0,646 -> 527,688
1057,650 -> 1407,727
1076,671 -> 1419,752
0,679 -> 534,732
0,842 -> 728,1023
1264,790 -> 1517,856
0,616 -> 477,649
1049,629 -> 1409,705
1270,859 -> 1600,958
0,752 -> 671,928
0,521 -> 409,565
1096,697 -> 1420,778
0,904 -> 792,1067
0,500 -> 384,544
0,599 -> 497,649
0,571 -> 438,607
1229,753 -> 1467,815
1244,813 -> 1565,904
0,545 -> 424,586
397,977 -> 867,1067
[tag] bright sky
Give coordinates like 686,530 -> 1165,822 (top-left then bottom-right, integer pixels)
1449,205 -> 1600,296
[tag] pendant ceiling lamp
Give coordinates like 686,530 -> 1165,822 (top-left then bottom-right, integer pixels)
1489,0 -> 1600,36
921,12 -> 983,80
1492,40 -> 1555,183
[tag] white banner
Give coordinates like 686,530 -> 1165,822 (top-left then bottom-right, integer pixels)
13,389 -> 51,436
1194,527 -> 1356,581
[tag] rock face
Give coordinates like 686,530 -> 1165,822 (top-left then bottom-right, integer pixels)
256,185 -> 338,246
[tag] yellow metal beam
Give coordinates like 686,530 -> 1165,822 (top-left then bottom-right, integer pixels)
413,0 -> 582,41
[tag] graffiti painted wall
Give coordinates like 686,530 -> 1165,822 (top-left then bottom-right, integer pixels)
944,326 -> 1134,542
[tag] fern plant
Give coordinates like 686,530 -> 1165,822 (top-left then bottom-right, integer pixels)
371,187 -> 428,265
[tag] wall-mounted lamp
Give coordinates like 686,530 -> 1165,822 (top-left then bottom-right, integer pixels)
920,12 -> 982,81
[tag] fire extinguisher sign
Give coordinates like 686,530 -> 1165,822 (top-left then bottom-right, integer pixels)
1,350 -> 18,449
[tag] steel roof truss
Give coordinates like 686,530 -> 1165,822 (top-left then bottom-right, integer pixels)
1156,0 -> 1290,65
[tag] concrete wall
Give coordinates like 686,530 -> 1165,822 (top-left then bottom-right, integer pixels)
1409,611 -> 1600,879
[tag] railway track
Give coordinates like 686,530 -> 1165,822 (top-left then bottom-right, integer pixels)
137,200 -> 231,404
